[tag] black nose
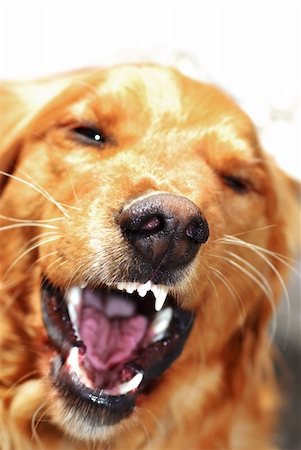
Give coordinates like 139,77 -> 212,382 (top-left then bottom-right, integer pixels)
118,193 -> 209,275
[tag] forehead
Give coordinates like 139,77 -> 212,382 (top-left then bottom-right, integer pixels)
70,65 -> 261,160
100,66 -> 183,118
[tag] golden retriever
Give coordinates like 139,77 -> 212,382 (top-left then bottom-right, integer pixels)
0,64 -> 298,450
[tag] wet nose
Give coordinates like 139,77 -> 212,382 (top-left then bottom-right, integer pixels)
118,193 -> 209,272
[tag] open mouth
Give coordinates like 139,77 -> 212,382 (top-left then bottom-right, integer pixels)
41,279 -> 194,425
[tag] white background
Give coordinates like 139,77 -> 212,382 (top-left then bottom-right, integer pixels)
0,0 -> 300,179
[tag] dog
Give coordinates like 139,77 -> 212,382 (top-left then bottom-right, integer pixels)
0,64 -> 298,450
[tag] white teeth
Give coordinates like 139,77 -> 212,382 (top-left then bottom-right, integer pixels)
67,348 -> 143,394
117,372 -> 143,395
116,281 -> 168,311
80,281 -> 87,289
125,282 -> 137,294
66,348 -> 93,388
137,280 -> 152,297
66,287 -> 81,337
66,287 -> 82,306
117,282 -> 137,294
66,347 -> 81,374
117,282 -> 123,291
150,307 -> 173,341
152,285 -> 168,312
67,303 -> 80,337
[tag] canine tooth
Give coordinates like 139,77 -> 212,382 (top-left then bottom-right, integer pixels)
151,307 -> 173,337
66,348 -> 93,388
137,280 -> 152,298
80,282 -> 87,289
67,303 -> 80,337
118,372 -> 143,395
66,287 -> 81,306
150,309 -> 173,343
66,347 -> 81,375
152,286 -> 168,311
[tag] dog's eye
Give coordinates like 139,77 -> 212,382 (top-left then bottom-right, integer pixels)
222,174 -> 250,193
72,126 -> 107,146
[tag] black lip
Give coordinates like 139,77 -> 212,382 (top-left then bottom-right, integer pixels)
41,279 -> 194,426
51,356 -> 137,425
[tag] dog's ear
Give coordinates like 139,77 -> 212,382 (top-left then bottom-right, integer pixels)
0,77 -> 70,192
266,155 -> 300,257
0,69 -> 95,193
0,83 -> 27,191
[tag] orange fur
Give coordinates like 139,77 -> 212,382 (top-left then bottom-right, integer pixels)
0,64 -> 298,449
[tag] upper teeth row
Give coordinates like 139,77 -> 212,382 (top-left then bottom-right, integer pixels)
116,280 -> 168,312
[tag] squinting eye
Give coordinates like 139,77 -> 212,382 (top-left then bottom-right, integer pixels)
222,174 -> 250,194
72,126 -> 107,146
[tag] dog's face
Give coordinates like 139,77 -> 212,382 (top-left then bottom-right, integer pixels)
0,65 -> 297,446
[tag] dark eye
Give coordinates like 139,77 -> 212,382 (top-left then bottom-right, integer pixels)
72,126 -> 107,146
222,174 -> 250,193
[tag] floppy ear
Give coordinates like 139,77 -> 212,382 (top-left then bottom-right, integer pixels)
0,69 -> 95,192
0,77 -> 69,192
266,155 -> 300,257
0,84 -> 26,190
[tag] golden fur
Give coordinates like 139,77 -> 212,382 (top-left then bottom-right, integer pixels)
0,65 -> 298,449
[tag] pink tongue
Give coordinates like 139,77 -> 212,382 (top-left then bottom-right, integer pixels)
79,294 -> 148,372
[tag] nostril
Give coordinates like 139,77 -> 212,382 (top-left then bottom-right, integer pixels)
120,212 -> 165,235
140,215 -> 165,233
185,217 -> 209,244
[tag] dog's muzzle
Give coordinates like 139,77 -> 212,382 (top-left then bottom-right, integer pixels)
41,193 -> 208,429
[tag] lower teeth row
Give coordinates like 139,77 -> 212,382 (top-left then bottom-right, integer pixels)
66,348 -> 144,395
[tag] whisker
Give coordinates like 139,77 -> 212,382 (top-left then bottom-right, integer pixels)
20,170 -> 72,217
2,235 -> 61,282
0,223 -> 58,232
220,235 -> 298,270
0,235 -> 60,315
67,171 -> 80,205
216,254 -> 278,340
0,214 -> 64,224
31,402 -> 49,449
223,250 -> 273,298
208,264 -> 246,323
27,251 -> 64,276
243,247 -> 291,334
251,246 -> 299,275
205,274 -> 221,314
140,406 -> 165,440
31,250 -> 59,266
217,254 -> 274,302
3,371 -> 39,398
1,231 -> 58,281
45,256 -> 65,276
0,170 -> 69,218
218,235 -> 295,334
57,202 -> 80,211
24,135 -> 81,212
63,259 -> 87,294
4,231 -> 59,270
137,407 -> 164,450
229,224 -> 277,237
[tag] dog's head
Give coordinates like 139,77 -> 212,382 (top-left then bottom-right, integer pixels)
0,65 -> 298,445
